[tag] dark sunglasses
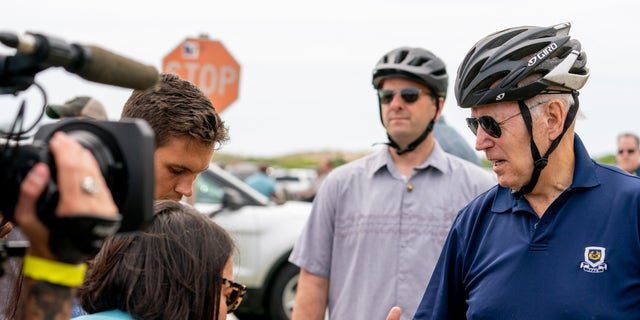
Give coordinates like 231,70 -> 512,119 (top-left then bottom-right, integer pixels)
223,278 -> 247,314
618,148 -> 637,155
466,101 -> 547,138
377,87 -> 430,104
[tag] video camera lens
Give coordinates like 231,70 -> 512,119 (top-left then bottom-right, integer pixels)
0,119 -> 155,262
0,119 -> 155,232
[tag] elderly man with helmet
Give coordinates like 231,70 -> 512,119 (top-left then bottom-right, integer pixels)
289,47 -> 495,320
386,22 -> 640,320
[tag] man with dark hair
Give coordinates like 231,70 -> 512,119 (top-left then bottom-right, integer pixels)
121,73 -> 229,201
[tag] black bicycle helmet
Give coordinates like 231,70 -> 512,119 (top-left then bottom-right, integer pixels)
456,22 -> 590,196
455,22 -> 589,108
372,47 -> 449,97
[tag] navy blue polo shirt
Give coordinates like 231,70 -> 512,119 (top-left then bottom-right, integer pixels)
414,134 -> 640,319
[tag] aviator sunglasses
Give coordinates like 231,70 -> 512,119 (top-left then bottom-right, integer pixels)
465,101 -> 547,138
223,278 -> 247,314
377,87 -> 430,104
618,148 -> 637,155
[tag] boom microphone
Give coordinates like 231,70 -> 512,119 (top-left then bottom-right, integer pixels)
0,31 -> 159,90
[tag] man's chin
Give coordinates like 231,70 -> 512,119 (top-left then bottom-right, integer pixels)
497,177 -> 519,191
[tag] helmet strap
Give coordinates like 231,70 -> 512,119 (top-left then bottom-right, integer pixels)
383,98 -> 440,155
514,92 -> 579,196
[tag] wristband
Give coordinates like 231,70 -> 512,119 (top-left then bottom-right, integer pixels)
22,254 -> 87,287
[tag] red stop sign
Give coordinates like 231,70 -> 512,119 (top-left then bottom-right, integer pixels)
162,36 -> 240,113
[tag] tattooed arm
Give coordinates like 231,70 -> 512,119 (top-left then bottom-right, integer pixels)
15,281 -> 75,320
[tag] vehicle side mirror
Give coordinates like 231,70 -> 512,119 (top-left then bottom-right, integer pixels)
210,187 -> 244,217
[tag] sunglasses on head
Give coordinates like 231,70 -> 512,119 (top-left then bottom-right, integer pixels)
223,278 -> 247,314
465,101 -> 547,138
618,148 -> 637,155
377,87 -> 430,104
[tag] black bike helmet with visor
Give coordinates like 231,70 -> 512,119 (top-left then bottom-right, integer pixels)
372,47 -> 448,155
455,22 -> 590,196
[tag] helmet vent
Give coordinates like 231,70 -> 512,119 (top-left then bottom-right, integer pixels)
510,43 -> 548,61
556,46 -> 573,59
462,58 -> 487,89
408,57 -> 430,67
395,50 -> 409,63
476,71 -> 509,93
460,48 -> 475,75
486,29 -> 527,49
432,68 -> 447,77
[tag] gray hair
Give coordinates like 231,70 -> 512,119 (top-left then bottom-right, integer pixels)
525,93 -> 574,118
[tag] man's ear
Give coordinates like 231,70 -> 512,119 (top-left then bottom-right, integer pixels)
545,100 -> 566,140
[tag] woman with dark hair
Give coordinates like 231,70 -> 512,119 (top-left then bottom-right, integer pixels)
74,200 -> 246,320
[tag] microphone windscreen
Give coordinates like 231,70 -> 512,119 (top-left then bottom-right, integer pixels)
78,46 -> 160,91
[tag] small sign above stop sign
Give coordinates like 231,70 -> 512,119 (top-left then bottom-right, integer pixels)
162,36 -> 240,113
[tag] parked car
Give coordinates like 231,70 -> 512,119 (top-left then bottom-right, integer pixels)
270,168 -> 317,200
188,163 -> 311,320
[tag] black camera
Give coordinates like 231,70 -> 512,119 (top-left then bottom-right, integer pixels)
0,119 -> 155,263
0,119 -> 155,232
0,30 -> 158,263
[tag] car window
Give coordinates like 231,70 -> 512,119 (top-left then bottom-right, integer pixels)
275,176 -> 300,182
194,173 -> 225,204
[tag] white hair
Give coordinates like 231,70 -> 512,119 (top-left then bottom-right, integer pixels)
525,93 -> 574,118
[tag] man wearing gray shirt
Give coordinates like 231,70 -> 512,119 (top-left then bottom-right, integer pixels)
289,47 -> 496,320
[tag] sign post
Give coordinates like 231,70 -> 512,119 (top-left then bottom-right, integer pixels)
162,36 -> 240,113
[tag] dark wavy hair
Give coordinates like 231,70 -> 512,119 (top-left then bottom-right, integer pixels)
78,200 -> 235,319
121,73 -> 229,150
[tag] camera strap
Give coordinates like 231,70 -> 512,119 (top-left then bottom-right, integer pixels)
48,215 -> 122,264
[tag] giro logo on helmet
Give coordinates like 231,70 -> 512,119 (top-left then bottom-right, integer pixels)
495,93 -> 505,101
527,42 -> 559,66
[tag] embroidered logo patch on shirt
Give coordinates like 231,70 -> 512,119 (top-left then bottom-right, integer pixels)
579,246 -> 607,273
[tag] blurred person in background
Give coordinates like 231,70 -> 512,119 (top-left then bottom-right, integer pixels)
46,96 -> 109,120
295,158 -> 334,202
245,163 -> 283,203
616,132 -> 640,175
290,46 -> 496,320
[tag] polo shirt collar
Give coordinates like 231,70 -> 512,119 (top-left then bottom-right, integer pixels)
493,133 -> 600,213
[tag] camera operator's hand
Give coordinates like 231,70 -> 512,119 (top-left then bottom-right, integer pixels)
0,219 -> 13,238
10,132 -> 119,320
14,132 -> 118,260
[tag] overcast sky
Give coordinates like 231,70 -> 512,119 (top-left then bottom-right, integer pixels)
2,0 -> 637,159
